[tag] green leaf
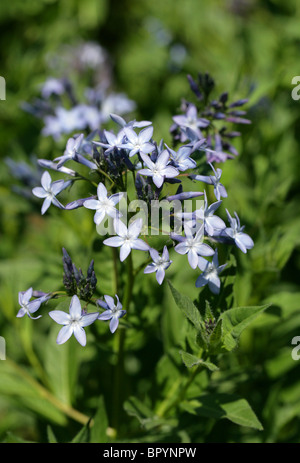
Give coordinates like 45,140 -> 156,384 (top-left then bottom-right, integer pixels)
124,396 -> 153,424
47,426 -> 58,443
44,299 -> 80,405
167,280 -> 202,330
179,351 -> 219,371
3,432 -> 36,443
90,396 -> 109,443
124,396 -> 177,431
71,421 -> 90,443
181,393 -> 263,430
220,304 -> 271,351
0,361 -> 67,426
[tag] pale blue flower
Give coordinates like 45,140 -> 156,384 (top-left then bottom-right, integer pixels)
100,93 -> 136,122
224,210 -> 254,253
196,250 -> 227,294
110,113 -> 152,130
173,103 -> 209,138
37,159 -> 76,177
183,127 -> 207,153
205,134 -> 233,163
83,183 -> 123,225
32,171 -> 71,214
98,295 -> 126,333
49,295 -> 99,346
42,106 -> 86,140
93,129 -> 126,154
144,246 -> 172,284
139,150 -> 179,188
165,144 -> 196,171
54,133 -> 84,168
16,287 -> 42,319
194,191 -> 226,236
41,77 -> 65,99
166,191 -> 203,201
173,224 -> 214,269
104,218 -> 150,261
190,162 -> 227,200
121,126 -> 155,157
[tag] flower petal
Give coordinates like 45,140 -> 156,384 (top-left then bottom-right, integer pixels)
120,243 -> 132,262
110,316 -> 119,333
94,209 -> 106,225
97,183 -> 108,201
27,300 -> 42,314
41,171 -> 52,190
104,295 -> 115,311
156,267 -> 165,285
49,310 -> 70,325
32,187 -> 48,198
98,310 -> 113,321
144,264 -> 157,274
22,287 -> 33,305
69,295 -> 82,319
131,239 -> 150,251
188,250 -> 198,269
139,126 -> 153,144
103,236 -> 125,247
81,312 -> 99,327
16,308 -> 26,318
128,218 -> 143,239
41,196 -> 52,215
56,325 -> 73,344
114,219 -> 128,238
83,199 -> 101,210
73,325 -> 87,346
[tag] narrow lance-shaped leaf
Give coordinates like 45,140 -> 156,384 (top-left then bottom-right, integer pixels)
220,304 -> 271,351
180,393 -> 263,430
179,350 -> 219,371
167,280 -> 203,331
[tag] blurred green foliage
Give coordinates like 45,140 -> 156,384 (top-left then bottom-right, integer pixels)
0,0 -> 300,443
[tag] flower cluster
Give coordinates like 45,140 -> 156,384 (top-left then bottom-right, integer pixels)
170,72 -> 251,162
17,249 -> 127,346
22,41 -> 136,141
17,72 -> 254,347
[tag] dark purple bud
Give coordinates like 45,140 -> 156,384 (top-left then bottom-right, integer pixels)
187,74 -> 202,100
228,110 -> 247,116
65,196 -> 96,210
223,131 -> 241,138
213,112 -> 226,119
225,116 -> 251,124
32,290 -> 49,298
167,191 -> 204,201
87,260 -> 95,279
229,98 -> 248,108
122,152 -> 135,171
72,264 -> 81,285
219,92 -> 228,104
90,271 -> 97,289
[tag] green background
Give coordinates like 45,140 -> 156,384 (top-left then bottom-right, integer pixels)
0,0 -> 300,443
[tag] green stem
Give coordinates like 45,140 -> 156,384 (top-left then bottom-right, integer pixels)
112,253 -> 134,434
157,349 -> 207,418
6,358 -> 90,426
156,365 -> 203,418
73,173 -> 98,188
98,167 -> 115,185
112,247 -> 119,295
